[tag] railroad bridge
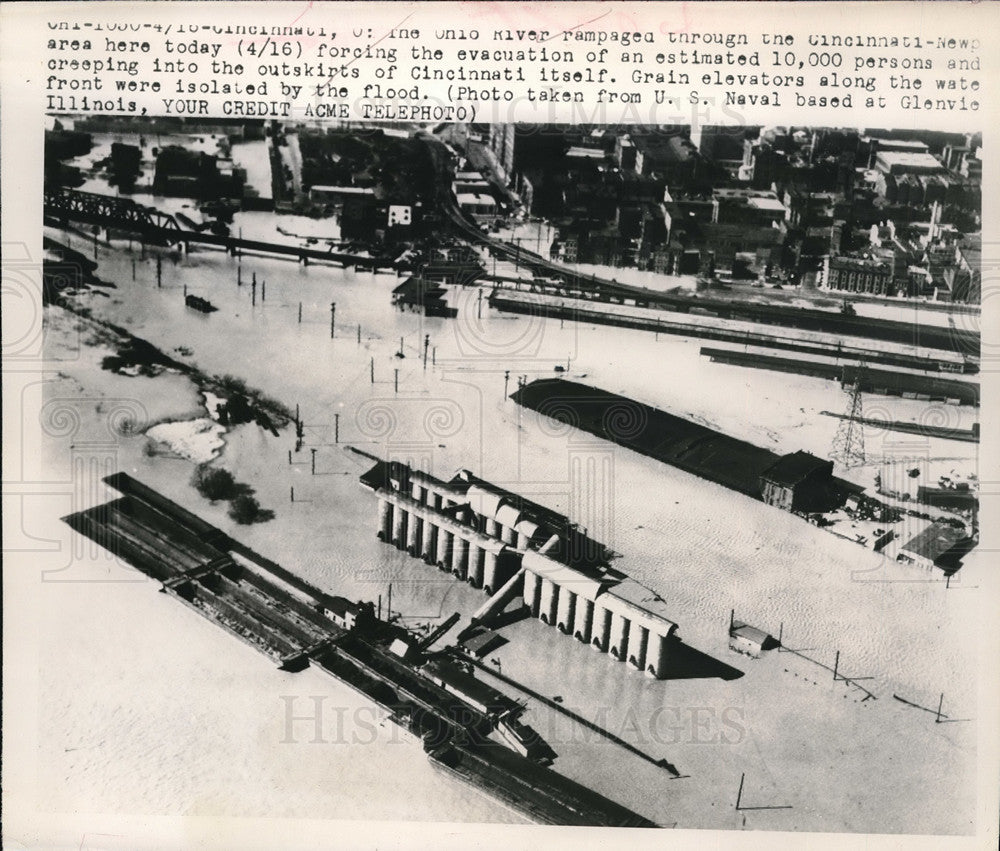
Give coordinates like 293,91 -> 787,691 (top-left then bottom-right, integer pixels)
45,186 -> 182,238
44,186 -> 393,270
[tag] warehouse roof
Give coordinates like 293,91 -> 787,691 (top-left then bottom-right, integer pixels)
511,379 -> 780,497
761,451 -> 833,487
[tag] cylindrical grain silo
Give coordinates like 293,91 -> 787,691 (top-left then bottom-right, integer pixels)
592,605 -> 612,651
378,499 -> 392,540
392,505 -> 407,549
483,550 -> 499,592
646,632 -> 670,679
627,623 -> 649,671
421,518 -> 437,563
406,512 -> 421,555
468,544 -> 484,587
452,535 -> 470,580
556,587 -> 576,634
522,567 -> 539,614
573,597 -> 594,644
609,612 -> 630,661
538,577 -> 557,625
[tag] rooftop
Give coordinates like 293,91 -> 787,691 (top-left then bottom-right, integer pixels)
875,151 -> 945,173
566,146 -> 607,159
870,138 -> 931,151
731,622 -> 775,647
422,660 -> 520,714
456,192 -> 496,206
511,378 -> 781,498
900,521 -> 965,563
309,185 -> 376,195
761,451 -> 833,487
747,196 -> 787,213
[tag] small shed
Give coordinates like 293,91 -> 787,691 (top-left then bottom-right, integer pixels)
320,594 -> 360,630
460,628 -> 506,659
729,621 -> 779,658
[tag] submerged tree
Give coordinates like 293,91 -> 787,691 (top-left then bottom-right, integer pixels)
191,465 -> 240,501
228,493 -> 274,525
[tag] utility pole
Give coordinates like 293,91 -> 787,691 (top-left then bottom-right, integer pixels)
423,334 -> 430,369
311,448 -> 317,475
330,302 -> 336,338
357,323 -> 361,344
298,302 -> 302,323
334,413 -> 340,444
252,277 -> 256,306
370,356 -> 375,384
132,258 -> 136,281
156,255 -> 162,288
504,370 -> 510,399
478,288 -> 483,319
394,368 -> 399,394
261,278 -> 266,301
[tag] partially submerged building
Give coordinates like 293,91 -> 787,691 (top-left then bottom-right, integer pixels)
759,451 -> 835,513
897,521 -> 966,570
728,621 -> 779,658
360,461 -> 681,679
512,379 -> 838,512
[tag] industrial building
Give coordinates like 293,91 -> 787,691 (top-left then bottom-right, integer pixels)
361,461 -> 681,679
897,521 -> 966,571
759,451 -> 835,513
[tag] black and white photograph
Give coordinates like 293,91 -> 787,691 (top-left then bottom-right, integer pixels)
3,3 -> 999,850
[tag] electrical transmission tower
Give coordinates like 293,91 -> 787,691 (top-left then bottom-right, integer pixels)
831,362 -> 866,468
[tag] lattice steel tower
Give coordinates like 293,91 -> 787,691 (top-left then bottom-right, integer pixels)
831,363 -> 866,468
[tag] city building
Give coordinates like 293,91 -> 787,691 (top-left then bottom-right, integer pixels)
456,192 -> 497,222
487,124 -> 516,184
825,254 -> 895,296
